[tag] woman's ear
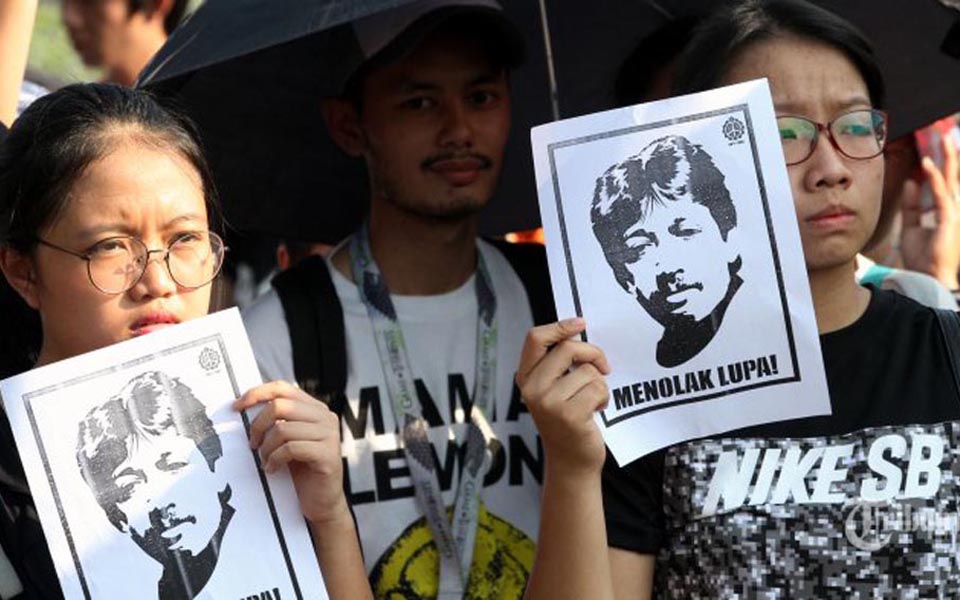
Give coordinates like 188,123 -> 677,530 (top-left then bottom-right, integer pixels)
0,246 -> 40,309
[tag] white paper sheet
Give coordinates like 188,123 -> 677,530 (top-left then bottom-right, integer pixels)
0,309 -> 327,600
531,79 -> 832,466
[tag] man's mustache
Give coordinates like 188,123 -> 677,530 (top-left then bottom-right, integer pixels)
421,152 -> 493,170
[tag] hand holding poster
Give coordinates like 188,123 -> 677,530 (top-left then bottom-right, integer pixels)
531,79 -> 831,465
0,309 -> 327,600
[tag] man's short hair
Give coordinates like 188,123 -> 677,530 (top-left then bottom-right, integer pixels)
127,0 -> 189,35
591,135 -> 737,288
76,371 -> 221,528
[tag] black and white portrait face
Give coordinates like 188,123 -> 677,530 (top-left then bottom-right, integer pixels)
5,315 -> 326,599
76,371 -> 232,598
533,82 -> 825,461
112,428 -> 226,558
617,194 -> 739,322
592,136 -> 743,366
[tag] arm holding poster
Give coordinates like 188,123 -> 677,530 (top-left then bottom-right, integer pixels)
519,320 -> 652,600
236,380 -> 374,600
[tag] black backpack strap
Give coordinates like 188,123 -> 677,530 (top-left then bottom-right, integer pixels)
487,239 -> 557,326
271,256 -> 347,401
934,308 -> 960,398
270,258 -> 359,530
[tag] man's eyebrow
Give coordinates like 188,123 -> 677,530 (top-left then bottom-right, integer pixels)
398,80 -> 439,93
396,70 -> 504,93
469,71 -> 505,86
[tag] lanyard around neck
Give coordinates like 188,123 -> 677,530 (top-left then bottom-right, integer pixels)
349,225 -> 498,597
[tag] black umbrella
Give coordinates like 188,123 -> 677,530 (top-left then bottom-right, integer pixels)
541,0 -> 960,139
821,0 -> 960,139
139,0 -> 556,243
141,0 -> 960,243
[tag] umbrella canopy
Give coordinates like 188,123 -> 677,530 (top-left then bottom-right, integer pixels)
542,0 -> 960,139
822,0 -> 960,139
140,0 -> 555,243
142,0 -> 960,243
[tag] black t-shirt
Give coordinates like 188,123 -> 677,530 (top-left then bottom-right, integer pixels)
603,288 -> 960,597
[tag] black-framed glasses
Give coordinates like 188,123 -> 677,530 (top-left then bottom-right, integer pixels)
36,231 -> 227,294
777,109 -> 888,166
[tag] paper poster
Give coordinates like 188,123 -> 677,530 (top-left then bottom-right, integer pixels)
0,309 -> 327,600
532,79 -> 831,465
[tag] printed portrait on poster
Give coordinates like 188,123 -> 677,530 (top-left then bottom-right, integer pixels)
532,80 -> 831,464
76,371 -> 234,600
590,135 -> 743,367
541,104 -> 802,422
1,311 -> 328,600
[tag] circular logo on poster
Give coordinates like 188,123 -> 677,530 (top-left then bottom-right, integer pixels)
199,346 -> 221,371
370,504 -> 535,599
723,116 -> 746,142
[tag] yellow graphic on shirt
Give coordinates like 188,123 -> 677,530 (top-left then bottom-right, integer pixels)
370,504 -> 535,600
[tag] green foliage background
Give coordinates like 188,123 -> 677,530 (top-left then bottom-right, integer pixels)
27,0 -> 203,86
29,0 -> 101,85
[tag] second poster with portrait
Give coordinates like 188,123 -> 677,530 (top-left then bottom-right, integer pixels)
532,79 -> 831,465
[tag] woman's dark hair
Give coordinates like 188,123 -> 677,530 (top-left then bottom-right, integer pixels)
613,16 -> 701,107
0,83 -> 222,378
673,0 -> 886,108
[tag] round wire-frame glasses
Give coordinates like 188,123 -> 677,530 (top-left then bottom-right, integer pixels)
36,231 -> 227,294
776,109 -> 888,166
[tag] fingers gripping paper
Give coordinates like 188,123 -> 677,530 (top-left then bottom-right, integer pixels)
0,309 -> 327,600
531,80 -> 831,465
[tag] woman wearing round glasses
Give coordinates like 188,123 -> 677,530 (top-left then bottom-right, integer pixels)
521,1 -> 960,598
0,84 -> 370,599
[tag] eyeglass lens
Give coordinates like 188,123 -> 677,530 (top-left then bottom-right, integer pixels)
87,232 -> 225,293
777,110 -> 886,165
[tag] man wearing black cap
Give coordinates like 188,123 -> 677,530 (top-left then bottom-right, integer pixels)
244,2 -> 549,598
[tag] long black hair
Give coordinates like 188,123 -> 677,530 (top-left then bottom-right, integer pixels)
0,83 -> 221,379
674,0 -> 886,108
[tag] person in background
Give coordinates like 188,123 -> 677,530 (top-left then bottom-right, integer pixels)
62,0 -> 188,86
862,118 -> 960,307
276,239 -> 332,272
613,16 -> 701,106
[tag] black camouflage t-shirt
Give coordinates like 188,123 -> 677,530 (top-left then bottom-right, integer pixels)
603,288 -> 960,597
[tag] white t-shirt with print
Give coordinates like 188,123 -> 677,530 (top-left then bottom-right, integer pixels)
243,240 -> 542,599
